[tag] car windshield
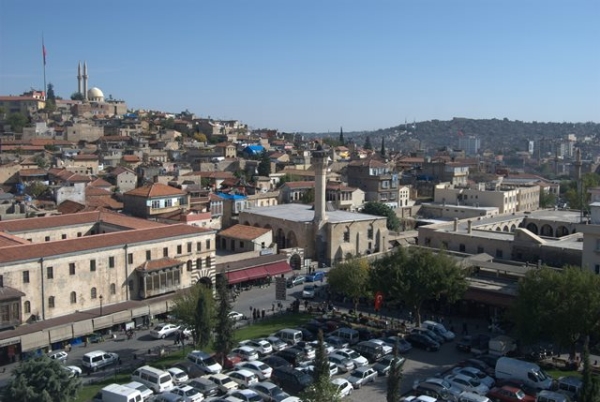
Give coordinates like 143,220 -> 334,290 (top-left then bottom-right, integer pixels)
534,369 -> 548,381
223,378 -> 235,385
154,325 -> 164,330
258,363 -> 269,370
468,378 -> 481,386
350,370 -> 362,377
203,356 -> 218,365
184,389 -> 196,396
348,351 -> 359,359
160,376 -> 171,384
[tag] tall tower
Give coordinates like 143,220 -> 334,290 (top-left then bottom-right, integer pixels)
82,61 -> 88,101
77,62 -> 82,95
312,146 -> 329,264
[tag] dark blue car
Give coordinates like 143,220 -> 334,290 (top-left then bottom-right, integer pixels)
305,271 -> 325,282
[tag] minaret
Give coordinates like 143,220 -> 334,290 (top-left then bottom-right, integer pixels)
77,62 -> 82,95
312,146 -> 329,264
83,61 -> 88,101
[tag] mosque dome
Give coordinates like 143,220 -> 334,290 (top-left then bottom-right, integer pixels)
87,87 -> 104,101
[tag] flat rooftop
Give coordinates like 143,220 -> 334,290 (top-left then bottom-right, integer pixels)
242,203 -> 384,224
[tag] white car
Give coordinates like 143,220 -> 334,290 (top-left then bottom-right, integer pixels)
239,338 -> 273,356
369,339 -> 393,355
229,369 -> 259,389
150,323 -> 181,339
328,354 -> 355,373
48,350 -> 68,363
168,367 -> 190,385
266,336 -> 288,352
302,285 -> 316,299
309,340 -> 335,355
204,373 -> 239,394
444,373 -> 490,396
231,346 -> 259,361
347,367 -> 377,389
335,348 -> 368,367
228,311 -> 245,321
332,378 -> 353,397
169,385 -> 204,402
228,389 -> 264,402
235,361 -> 273,380
451,366 -> 496,388
63,365 -> 82,377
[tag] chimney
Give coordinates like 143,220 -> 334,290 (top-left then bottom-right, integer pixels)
467,220 -> 472,234
312,148 -> 329,225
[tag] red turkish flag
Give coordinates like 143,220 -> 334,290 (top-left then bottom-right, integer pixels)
374,292 -> 384,311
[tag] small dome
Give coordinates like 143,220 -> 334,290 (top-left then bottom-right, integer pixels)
87,87 -> 104,100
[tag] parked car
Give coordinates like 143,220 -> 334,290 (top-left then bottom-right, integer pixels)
300,361 -> 338,378
325,335 -> 349,350
381,336 -> 413,354
290,342 -> 316,360
48,350 -> 68,363
63,365 -> 82,377
168,367 -> 190,385
405,333 -> 440,352
261,355 -> 293,370
228,389 -> 264,402
228,311 -> 245,321
286,275 -> 305,288
445,373 -> 490,395
169,385 -> 204,402
275,348 -> 307,367
373,355 -> 406,376
486,386 -> 536,402
249,381 -> 291,402
229,369 -> 259,389
413,377 -> 463,399
308,340 -> 335,355
346,366 -> 377,389
305,271 -> 325,282
411,327 -> 446,344
451,366 -> 495,388
456,358 -> 495,377
187,377 -> 219,398
368,339 -> 393,355
271,366 -> 314,395
494,380 -> 539,398
150,323 -> 181,339
239,339 -> 273,357
302,285 -> 316,299
204,373 -> 239,394
173,361 -> 209,379
235,361 -> 273,380
231,346 -> 259,361
266,336 -> 289,352
332,378 -> 354,397
335,348 -> 368,367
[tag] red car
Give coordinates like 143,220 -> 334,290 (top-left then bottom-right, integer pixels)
212,352 -> 242,370
487,386 -> 536,402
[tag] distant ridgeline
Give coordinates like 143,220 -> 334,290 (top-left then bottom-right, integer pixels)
304,118 -> 600,154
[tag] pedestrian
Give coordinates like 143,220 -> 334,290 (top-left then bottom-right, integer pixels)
272,303 -> 275,312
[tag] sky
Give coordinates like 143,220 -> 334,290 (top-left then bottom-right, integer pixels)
0,0 -> 598,133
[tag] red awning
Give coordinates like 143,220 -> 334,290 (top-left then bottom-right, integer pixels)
226,270 -> 249,285
244,267 -> 269,281
265,261 -> 292,276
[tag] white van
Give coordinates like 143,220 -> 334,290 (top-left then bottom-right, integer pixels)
423,320 -> 455,342
82,350 -> 120,372
459,391 -> 492,402
274,329 -> 303,345
132,365 -> 175,393
101,383 -> 143,402
122,381 -> 154,401
495,357 -> 553,390
330,327 -> 360,345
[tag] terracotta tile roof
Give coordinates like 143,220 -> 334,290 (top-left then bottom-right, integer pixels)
86,196 -> 123,210
136,257 -> 184,272
18,168 -> 47,176
57,200 -> 87,215
48,168 -> 92,183
284,181 -> 315,189
0,224 -> 210,264
348,158 -> 388,167
1,145 -> 45,151
0,232 -> 30,248
122,155 -> 140,162
184,171 -> 235,179
218,224 -> 271,240
326,182 -> 357,191
98,136 -> 132,142
0,286 -> 25,301
86,187 -> 112,196
72,154 -> 98,161
89,178 -> 112,188
209,194 -> 223,201
183,212 -> 211,222
124,183 -> 186,198
109,166 -> 135,176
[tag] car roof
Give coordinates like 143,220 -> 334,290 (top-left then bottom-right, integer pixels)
332,378 -> 349,385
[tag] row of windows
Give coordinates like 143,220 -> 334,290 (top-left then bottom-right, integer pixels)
343,226 -> 375,242
22,285 -> 117,313
23,240 -> 213,283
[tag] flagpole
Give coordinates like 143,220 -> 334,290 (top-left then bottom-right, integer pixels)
42,34 -> 47,100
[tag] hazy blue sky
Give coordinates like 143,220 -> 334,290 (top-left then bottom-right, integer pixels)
1,0 -> 598,132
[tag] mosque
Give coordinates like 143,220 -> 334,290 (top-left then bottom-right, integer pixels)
71,62 -> 127,117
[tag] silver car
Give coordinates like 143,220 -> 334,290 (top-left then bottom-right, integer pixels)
346,367 -> 377,389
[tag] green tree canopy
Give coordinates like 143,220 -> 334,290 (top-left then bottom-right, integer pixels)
364,135 -> 373,150
301,188 -> 315,204
170,284 -> 214,347
2,355 -> 81,401
257,150 -> 271,177
511,266 -> 600,356
361,201 -> 401,231
386,344 -> 404,402
300,332 -> 341,402
70,92 -> 84,101
327,257 -> 371,312
214,275 -> 235,364
371,248 -> 468,326
539,190 -> 557,208
563,173 -> 599,210
6,112 -> 28,133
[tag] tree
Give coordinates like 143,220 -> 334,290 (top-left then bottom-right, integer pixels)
2,355 -> 81,401
386,344 -> 403,402
26,181 -> 49,198
339,127 -> 345,145
46,83 -> 56,101
257,150 -> 271,177
6,112 -> 28,133
327,257 -> 370,312
380,137 -> 386,157
170,284 -> 214,347
214,274 -> 235,364
301,331 -> 341,402
34,154 -> 48,169
580,340 -> 600,402
364,135 -> 373,150
193,132 -> 207,143
70,92 -> 84,101
511,266 -> 600,357
301,188 -> 315,204
539,190 -> 557,208
371,248 -> 468,326
361,201 -> 401,231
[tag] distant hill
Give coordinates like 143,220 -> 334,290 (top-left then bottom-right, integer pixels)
306,118 -> 600,154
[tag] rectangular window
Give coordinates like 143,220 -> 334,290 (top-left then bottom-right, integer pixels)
206,239 -> 211,250
128,253 -> 133,264
177,245 -> 182,254
163,247 -> 168,257
1,305 -> 9,323
496,249 -> 503,258
23,271 -> 30,284
90,259 -> 96,272
197,242 -> 202,252
477,246 -> 484,254
77,232 -> 82,237
48,297 -> 55,308
146,250 -> 151,261
61,234 -> 67,240
69,263 -> 75,275
187,242 -> 192,253
152,200 -> 160,209
45,236 -> 50,242
109,256 -> 115,268
47,266 -> 53,279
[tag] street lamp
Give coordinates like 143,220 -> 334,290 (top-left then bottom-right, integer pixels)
99,295 -> 103,316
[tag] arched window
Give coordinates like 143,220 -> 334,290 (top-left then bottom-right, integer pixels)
110,283 -> 116,295
196,258 -> 202,270
48,296 -> 55,308
70,292 -> 77,304
343,226 -> 350,242
91,287 -> 97,299
24,301 -> 31,314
